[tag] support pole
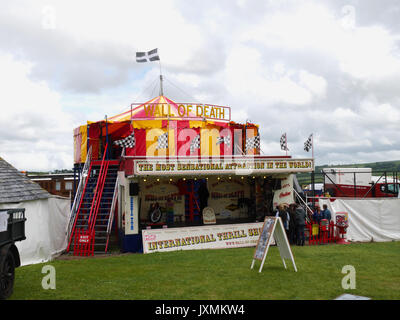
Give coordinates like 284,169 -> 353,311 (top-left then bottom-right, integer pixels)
311,171 -> 315,209
105,115 -> 109,160
354,172 -> 357,197
285,133 -> 288,157
312,133 -> 314,160
159,60 -> 164,96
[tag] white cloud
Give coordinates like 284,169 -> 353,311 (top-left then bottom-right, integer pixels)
224,45 -> 326,106
0,53 -> 74,171
1,0 -> 400,169
240,2 -> 400,83
299,70 -> 327,98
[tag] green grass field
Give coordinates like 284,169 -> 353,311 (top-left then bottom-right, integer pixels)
10,241 -> 400,300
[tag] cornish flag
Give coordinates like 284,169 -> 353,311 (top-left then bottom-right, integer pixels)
216,135 -> 231,147
280,133 -> 289,151
245,134 -> 260,153
190,134 -> 200,154
136,48 -> 160,63
114,131 -> 135,148
304,134 -> 313,152
156,132 -> 168,149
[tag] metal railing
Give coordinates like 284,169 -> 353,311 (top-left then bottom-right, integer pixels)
293,189 -> 312,223
105,174 -> 119,252
67,146 -> 92,239
88,144 -> 109,231
73,144 -> 109,256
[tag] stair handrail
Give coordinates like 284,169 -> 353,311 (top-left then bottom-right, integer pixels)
293,189 -> 313,224
89,161 -> 109,232
87,144 -> 108,232
67,146 -> 92,239
105,174 -> 119,252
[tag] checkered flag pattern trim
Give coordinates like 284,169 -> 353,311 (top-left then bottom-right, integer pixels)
245,134 -> 260,153
156,131 -> 169,149
304,134 -> 313,152
216,135 -> 231,147
190,134 -> 200,154
280,133 -> 289,151
114,131 -> 135,148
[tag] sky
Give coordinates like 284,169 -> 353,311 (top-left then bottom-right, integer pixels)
1,0 -> 400,171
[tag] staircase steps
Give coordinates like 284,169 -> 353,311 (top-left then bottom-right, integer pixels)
67,158 -> 119,256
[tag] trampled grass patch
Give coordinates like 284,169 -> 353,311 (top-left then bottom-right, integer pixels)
10,241 -> 400,300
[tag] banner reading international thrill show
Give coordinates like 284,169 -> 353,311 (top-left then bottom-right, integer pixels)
134,158 -> 314,176
142,222 -> 265,254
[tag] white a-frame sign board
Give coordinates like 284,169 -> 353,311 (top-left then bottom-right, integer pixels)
251,216 -> 297,273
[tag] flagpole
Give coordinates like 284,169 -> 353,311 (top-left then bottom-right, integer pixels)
158,55 -> 164,96
285,133 -> 288,157
312,133 -> 314,159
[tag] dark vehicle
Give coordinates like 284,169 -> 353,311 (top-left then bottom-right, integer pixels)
0,208 -> 26,299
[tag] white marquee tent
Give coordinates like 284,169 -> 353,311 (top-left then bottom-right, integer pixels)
0,157 -> 71,266
319,198 -> 400,242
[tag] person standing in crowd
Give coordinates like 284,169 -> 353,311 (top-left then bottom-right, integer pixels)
321,204 -> 332,222
276,204 -> 290,238
273,205 -> 280,216
313,206 -> 323,224
288,203 -> 297,245
295,204 -> 306,246
198,179 -> 210,214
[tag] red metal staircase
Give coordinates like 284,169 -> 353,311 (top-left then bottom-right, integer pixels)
184,180 -> 201,223
67,145 -> 119,256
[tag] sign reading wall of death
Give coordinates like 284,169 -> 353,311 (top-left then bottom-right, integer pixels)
141,103 -> 231,121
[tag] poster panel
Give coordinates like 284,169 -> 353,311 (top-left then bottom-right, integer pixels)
125,196 -> 139,235
272,174 -> 294,209
273,219 -> 293,260
208,177 -> 250,219
251,217 -> 297,272
142,222 -> 264,254
253,217 -> 276,261
139,181 -> 185,221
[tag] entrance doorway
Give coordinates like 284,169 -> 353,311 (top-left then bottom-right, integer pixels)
178,179 -> 209,223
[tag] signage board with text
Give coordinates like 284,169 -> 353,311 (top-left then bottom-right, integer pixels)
251,217 -> 297,273
133,158 -> 314,176
142,222 -> 264,254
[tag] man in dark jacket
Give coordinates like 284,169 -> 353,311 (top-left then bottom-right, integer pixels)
198,180 -> 209,214
288,204 -> 297,245
295,204 -> 307,246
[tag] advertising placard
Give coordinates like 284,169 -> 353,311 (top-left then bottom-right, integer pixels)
251,217 -> 297,273
142,222 -> 264,254
134,158 -> 314,176
202,207 -> 216,224
253,217 -> 276,261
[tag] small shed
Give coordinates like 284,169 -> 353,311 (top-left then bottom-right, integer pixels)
0,157 -> 71,265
